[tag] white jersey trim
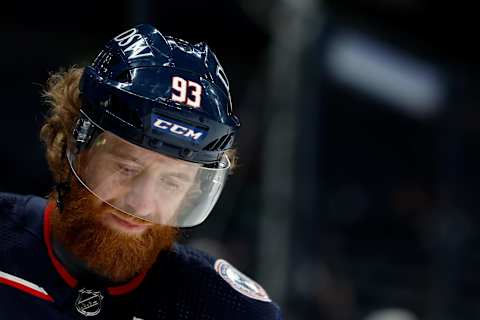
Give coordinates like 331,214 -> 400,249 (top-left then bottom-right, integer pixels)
0,270 -> 50,297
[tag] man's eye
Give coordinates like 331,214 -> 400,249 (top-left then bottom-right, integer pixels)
159,177 -> 180,191
117,163 -> 141,176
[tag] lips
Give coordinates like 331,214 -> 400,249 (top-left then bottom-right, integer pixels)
103,211 -> 150,233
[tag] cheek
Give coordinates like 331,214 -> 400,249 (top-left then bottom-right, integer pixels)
149,191 -> 185,223
82,163 -> 128,201
161,186 -> 189,206
96,183 -> 130,206
81,150 -> 115,184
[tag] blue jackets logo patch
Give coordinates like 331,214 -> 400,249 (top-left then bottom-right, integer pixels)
215,259 -> 271,302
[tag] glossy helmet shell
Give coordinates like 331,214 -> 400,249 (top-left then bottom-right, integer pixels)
78,24 -> 240,165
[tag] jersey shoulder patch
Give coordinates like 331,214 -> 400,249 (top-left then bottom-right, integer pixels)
214,258 -> 271,302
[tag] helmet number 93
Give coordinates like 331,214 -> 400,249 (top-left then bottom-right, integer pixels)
171,76 -> 202,108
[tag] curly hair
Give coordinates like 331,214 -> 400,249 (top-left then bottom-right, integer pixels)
40,67 -> 237,185
41,67 -> 84,184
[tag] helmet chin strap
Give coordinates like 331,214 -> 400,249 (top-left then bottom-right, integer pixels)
55,174 -> 71,212
57,118 -> 90,212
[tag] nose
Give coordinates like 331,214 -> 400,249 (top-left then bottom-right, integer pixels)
122,171 -> 158,220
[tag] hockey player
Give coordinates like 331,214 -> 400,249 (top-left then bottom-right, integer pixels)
0,24 -> 281,319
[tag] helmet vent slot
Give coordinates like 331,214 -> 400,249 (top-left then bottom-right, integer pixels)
115,70 -> 132,83
203,133 -> 232,151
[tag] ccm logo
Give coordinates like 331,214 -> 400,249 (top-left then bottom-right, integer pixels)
153,119 -> 204,141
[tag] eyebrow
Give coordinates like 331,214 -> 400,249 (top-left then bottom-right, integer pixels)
107,145 -> 144,162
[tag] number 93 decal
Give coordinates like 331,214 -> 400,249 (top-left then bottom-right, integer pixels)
171,76 -> 202,108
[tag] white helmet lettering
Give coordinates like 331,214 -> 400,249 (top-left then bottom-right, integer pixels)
153,119 -> 170,130
124,39 -> 154,59
170,124 -> 188,135
114,28 -> 137,43
153,119 -> 204,140
185,130 -> 203,140
114,28 -> 153,60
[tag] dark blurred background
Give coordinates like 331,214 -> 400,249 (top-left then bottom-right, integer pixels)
1,1 -> 480,319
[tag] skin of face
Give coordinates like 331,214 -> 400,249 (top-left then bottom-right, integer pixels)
79,132 -> 199,229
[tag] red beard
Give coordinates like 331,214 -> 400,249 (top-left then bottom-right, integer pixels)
51,178 -> 178,282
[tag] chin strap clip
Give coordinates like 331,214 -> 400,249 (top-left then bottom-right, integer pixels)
55,181 -> 71,212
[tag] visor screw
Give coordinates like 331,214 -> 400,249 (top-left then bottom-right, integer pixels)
99,98 -> 110,108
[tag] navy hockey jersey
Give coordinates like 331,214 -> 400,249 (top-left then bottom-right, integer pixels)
0,193 -> 282,319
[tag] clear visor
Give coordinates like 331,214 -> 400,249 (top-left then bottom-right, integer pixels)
67,126 -> 229,227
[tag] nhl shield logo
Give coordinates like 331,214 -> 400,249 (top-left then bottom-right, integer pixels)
75,288 -> 104,317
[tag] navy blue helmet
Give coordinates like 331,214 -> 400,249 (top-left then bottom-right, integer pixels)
78,24 -> 240,165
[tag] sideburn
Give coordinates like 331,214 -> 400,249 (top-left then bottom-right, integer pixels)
50,178 -> 179,282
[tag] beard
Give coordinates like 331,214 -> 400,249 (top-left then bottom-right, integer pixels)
51,178 -> 179,282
